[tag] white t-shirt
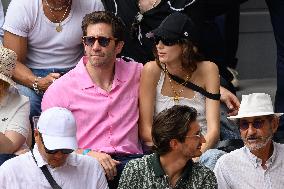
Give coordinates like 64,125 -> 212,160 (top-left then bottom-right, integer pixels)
3,0 -> 104,69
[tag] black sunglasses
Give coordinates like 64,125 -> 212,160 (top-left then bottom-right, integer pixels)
154,36 -> 180,46
39,133 -> 74,154
82,36 -> 117,47
239,119 -> 266,130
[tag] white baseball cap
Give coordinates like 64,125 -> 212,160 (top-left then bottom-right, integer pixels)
37,107 -> 78,150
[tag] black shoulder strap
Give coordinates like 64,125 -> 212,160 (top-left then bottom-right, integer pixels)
168,72 -> 221,100
40,166 -> 62,189
30,150 -> 62,189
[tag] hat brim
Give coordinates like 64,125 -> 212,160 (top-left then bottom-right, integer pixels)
228,112 -> 284,119
42,134 -> 78,150
0,74 -> 17,87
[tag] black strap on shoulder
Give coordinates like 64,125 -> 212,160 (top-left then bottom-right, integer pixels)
30,150 -> 62,189
40,166 -> 62,189
168,72 -> 221,100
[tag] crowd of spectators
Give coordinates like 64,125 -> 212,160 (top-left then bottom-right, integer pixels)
0,0 -> 283,189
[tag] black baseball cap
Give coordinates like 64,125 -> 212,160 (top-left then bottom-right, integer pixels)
152,12 -> 198,43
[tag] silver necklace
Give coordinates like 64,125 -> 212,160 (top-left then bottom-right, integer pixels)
47,4 -> 70,32
44,0 -> 71,11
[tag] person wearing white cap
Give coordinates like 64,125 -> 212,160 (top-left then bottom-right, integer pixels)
0,107 -> 109,189
0,46 -> 31,165
214,93 -> 284,189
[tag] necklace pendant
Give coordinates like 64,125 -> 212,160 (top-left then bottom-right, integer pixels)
56,24 -> 62,32
173,96 -> 179,103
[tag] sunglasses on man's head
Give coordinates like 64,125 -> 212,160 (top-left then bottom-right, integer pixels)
39,133 -> 74,154
82,36 -> 117,47
239,119 -> 266,130
154,36 -> 180,46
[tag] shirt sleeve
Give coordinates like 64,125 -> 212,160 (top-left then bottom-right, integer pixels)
93,0 -> 105,11
0,161 -> 10,188
117,160 -> 141,189
202,169 -> 218,189
3,0 -> 35,37
214,159 -> 231,189
41,79 -> 69,111
6,97 -> 30,139
96,162 -> 109,189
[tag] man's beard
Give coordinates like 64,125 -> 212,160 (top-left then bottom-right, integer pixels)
242,134 -> 273,151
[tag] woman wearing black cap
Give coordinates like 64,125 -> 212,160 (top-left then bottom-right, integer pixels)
139,12 -> 223,168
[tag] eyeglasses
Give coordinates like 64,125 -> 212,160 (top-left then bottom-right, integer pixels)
239,119 -> 266,130
185,130 -> 203,139
154,36 -> 180,46
39,133 -> 74,154
82,36 -> 117,47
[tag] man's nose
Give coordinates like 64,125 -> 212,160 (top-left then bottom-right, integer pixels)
92,39 -> 101,50
246,123 -> 257,135
156,40 -> 164,49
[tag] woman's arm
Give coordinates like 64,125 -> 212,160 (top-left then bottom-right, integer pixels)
138,61 -> 161,144
0,99 -> 30,154
202,61 -> 220,152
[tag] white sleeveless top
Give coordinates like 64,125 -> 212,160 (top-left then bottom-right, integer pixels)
155,71 -> 207,134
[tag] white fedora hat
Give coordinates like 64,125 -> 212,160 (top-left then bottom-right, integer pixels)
228,93 -> 283,119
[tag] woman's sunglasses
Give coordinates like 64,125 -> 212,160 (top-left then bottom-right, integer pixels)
239,119 -> 266,130
82,36 -> 117,47
154,36 -> 180,46
39,133 -> 74,154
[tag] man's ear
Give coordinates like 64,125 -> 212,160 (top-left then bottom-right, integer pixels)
169,139 -> 179,151
271,116 -> 279,133
115,41 -> 124,55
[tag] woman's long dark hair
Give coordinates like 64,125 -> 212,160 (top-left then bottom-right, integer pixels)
153,38 -> 205,74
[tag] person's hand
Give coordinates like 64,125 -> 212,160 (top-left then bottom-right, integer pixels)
88,151 -> 120,180
220,87 -> 240,116
37,73 -> 61,91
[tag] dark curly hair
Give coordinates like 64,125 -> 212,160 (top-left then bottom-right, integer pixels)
81,11 -> 125,42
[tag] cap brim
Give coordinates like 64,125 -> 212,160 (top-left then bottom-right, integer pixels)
42,134 -> 78,150
228,112 -> 284,119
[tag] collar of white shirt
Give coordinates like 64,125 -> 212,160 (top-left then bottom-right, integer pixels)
244,141 -> 278,168
32,144 -> 80,169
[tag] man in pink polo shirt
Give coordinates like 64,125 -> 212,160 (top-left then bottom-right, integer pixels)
41,11 -> 143,189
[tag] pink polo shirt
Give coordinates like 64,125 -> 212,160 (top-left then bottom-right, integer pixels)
42,57 -> 143,155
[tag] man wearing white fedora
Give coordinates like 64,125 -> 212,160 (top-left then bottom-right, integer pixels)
214,93 -> 284,189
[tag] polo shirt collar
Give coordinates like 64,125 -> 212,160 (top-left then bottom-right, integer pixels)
79,57 -> 126,90
32,144 -> 79,169
150,153 -> 192,179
